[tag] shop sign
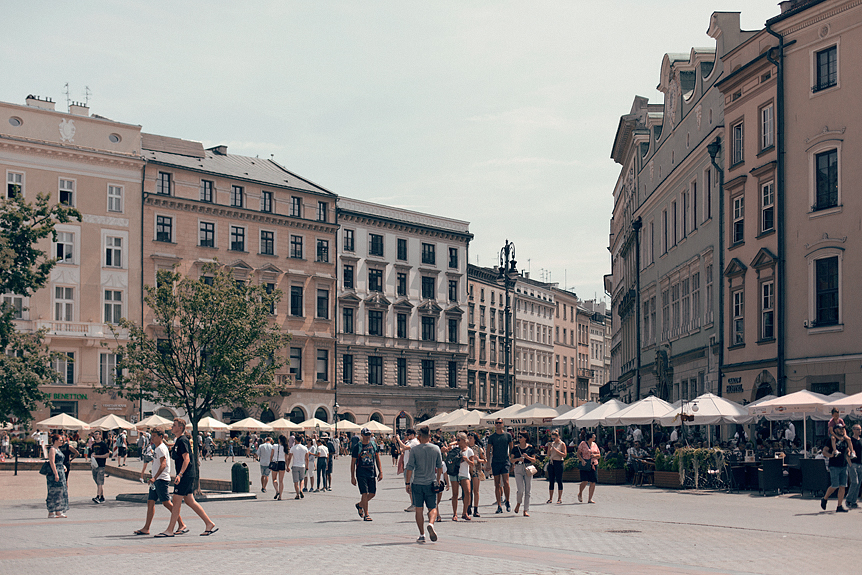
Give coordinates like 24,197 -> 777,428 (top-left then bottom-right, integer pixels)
726,377 -> 743,394
103,403 -> 127,412
53,393 -> 87,400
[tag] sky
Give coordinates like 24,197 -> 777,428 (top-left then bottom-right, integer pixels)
2,1 -> 780,302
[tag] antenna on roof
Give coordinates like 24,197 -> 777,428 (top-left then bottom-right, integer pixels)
84,86 -> 91,106
63,83 -> 71,110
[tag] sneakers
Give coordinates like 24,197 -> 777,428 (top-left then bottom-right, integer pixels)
92,497 -> 101,504
851,502 -> 859,509
427,523 -> 438,542
505,500 -> 511,512
495,505 -> 503,514
261,488 -> 266,493
473,507 -> 480,518
416,535 -> 426,543
99,496 -> 105,503
405,505 -> 416,512
303,487 -> 308,492
837,506 -> 849,512
300,491 -> 304,499
821,498 -> 828,510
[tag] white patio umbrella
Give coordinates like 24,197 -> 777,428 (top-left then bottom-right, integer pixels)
427,409 -> 469,430
823,391 -> 862,417
575,399 -> 629,428
419,411 -> 450,429
35,413 -> 91,431
362,420 -> 393,434
659,393 -> 753,426
440,410 -> 487,432
480,404 -> 526,425
89,413 -> 136,431
228,417 -> 273,432
750,390 -> 832,457
297,418 -> 333,432
503,403 -> 559,426
610,396 -> 674,426
552,402 -> 600,426
554,404 -> 574,415
136,414 -> 173,430
187,416 -> 229,432
268,418 -> 301,432
332,419 -> 362,433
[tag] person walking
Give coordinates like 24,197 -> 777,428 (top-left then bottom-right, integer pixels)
271,435 -> 288,500
405,426 -> 443,543
399,429 -> 419,511
350,427 -> 382,521
116,431 -> 128,467
287,437 -> 309,500
90,431 -> 110,504
467,432 -> 485,517
486,419 -> 513,513
46,433 -> 69,519
257,436 -> 274,493
847,424 -> 862,509
325,434 -> 336,491
577,432 -> 600,504
546,431 -> 566,504
315,438 -> 329,491
511,431 -> 536,517
59,434 -> 79,482
134,429 -> 186,536
225,437 -> 235,462
821,423 -> 853,513
157,418 -> 217,537
451,432 -> 473,521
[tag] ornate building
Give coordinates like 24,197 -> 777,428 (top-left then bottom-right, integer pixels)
467,264 -> 508,411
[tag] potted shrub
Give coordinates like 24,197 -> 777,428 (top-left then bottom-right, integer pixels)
653,449 -> 683,489
562,456 -> 581,482
597,452 -> 626,484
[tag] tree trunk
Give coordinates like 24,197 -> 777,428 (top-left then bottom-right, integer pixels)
191,420 -> 202,496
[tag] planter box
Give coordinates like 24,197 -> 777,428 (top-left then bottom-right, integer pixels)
597,468 -> 626,484
654,470 -> 683,489
561,469 -> 581,482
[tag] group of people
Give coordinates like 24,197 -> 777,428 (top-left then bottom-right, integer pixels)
256,433 -> 337,501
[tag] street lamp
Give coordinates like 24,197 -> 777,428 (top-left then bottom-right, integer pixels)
496,240 -> 518,408
458,394 -> 466,409
334,402 -> 339,437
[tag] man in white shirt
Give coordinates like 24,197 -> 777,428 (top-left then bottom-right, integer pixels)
632,427 -> 643,444
399,429 -> 420,511
134,429 -> 186,536
287,439 -> 309,500
670,428 -> 679,443
315,439 -> 329,491
785,422 -> 796,443
305,438 -> 318,492
257,436 -> 274,493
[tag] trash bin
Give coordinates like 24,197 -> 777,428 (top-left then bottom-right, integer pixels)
231,462 -> 249,493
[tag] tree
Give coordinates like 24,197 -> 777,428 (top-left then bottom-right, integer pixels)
110,262 -> 290,488
0,193 -> 81,426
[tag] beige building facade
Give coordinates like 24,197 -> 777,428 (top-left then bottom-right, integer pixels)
467,264 -> 508,411
513,276 -> 555,406
552,288 -> 579,407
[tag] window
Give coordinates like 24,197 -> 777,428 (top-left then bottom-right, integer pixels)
732,289 -> 744,345
662,209 -> 668,253
344,229 -> 355,252
290,286 -> 303,316
448,361 -> 457,388
368,268 -> 383,292
815,149 -> 838,211
290,235 -> 303,259
671,200 -> 678,246
265,283 -> 276,314
448,318 -> 458,343
671,283 -> 680,336
397,238 -> 408,261
104,290 -> 122,324
661,288 -> 669,341
369,356 -> 383,385
468,335 -> 475,360
397,272 -> 407,296
705,264 -> 714,324
422,360 -> 434,387
105,236 -> 122,268
231,185 -> 244,208
317,201 -> 328,222
449,247 -> 458,269
421,316 -> 436,341
369,234 -> 384,257
199,180 -> 213,203
761,104 -> 774,150
731,121 -> 744,166
289,347 -> 302,380
100,353 -> 121,387
368,310 -> 383,336
108,185 -> 123,212
421,243 -> 435,265
290,196 -> 302,217
54,352 -> 74,385
156,172 -> 171,196
681,278 -> 690,332
815,46 -> 837,92
343,354 -> 354,384
397,358 -> 407,386
230,226 -> 245,251
2,294 -> 24,319
448,280 -> 457,302
397,313 -> 407,338
316,239 -> 329,263
732,195 -> 744,244
200,222 -> 215,247
260,190 -> 273,213
690,181 -> 697,232
316,349 -> 328,381
343,265 -> 354,289
342,307 -> 355,334
156,216 -> 172,243
761,281 -> 775,340
7,172 -> 23,198
421,276 -> 435,300
704,168 -> 713,221
261,230 -> 274,255
201,276 -> 214,286
316,289 -> 329,319
691,274 -> 700,329
468,303 -> 474,326
53,231 -> 74,264
761,182 -> 774,233
682,190 -> 688,238
58,178 -> 75,206
555,355 -> 560,375
54,286 -> 74,321
815,256 -> 839,326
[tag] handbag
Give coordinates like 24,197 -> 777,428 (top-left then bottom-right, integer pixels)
269,446 -> 281,471
478,470 -> 486,481
39,461 -> 51,475
525,464 -> 538,477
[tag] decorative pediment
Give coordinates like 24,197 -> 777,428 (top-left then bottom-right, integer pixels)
365,292 -> 391,308
338,291 -> 362,305
750,248 -> 777,270
258,263 -> 284,275
392,297 -> 414,311
417,300 -> 443,315
724,257 -> 747,278
445,304 -> 464,316
228,259 -> 254,279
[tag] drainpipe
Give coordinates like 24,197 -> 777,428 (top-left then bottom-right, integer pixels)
707,138 -> 724,398
632,218 -> 642,401
765,25 -> 786,397
139,162 -> 146,423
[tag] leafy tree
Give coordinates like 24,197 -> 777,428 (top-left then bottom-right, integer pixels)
0,193 -> 81,425
110,262 -> 290,487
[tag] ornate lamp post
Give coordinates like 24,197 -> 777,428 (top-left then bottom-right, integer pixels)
496,240 -> 518,408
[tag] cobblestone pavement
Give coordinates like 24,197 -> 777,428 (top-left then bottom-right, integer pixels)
1,456 -> 858,575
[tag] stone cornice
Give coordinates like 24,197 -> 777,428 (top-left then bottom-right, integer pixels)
0,134 -> 142,169
337,210 -> 472,243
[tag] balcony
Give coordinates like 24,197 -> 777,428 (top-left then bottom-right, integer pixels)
577,367 -> 595,379
34,320 -> 128,339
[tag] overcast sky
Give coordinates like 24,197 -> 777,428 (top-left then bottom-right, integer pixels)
3,1 -> 779,302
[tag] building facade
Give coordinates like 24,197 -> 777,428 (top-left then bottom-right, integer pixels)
467,264 -> 508,411
513,275 -> 555,406
552,288 -> 579,407
336,198 -> 471,429
582,299 -> 611,401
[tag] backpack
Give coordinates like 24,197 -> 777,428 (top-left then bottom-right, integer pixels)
446,447 -> 462,475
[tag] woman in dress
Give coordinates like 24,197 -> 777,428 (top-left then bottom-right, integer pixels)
46,432 -> 69,518
468,432 -> 486,517
546,430 -> 566,504
577,432 -> 600,504
511,431 -> 536,517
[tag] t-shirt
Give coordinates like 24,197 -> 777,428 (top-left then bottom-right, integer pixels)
352,441 -> 378,478
405,442 -> 443,485
316,445 -> 329,459
403,437 -> 420,466
92,441 -> 109,468
257,442 -> 274,466
289,443 -> 308,469
487,432 -> 513,463
459,447 -> 474,477
830,438 -> 849,468
272,444 -> 286,462
171,435 -> 196,478
511,444 -> 536,463
151,442 -> 171,482
326,439 -> 336,460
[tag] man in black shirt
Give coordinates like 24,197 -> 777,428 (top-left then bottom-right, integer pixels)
90,431 -> 110,504
486,419 -> 513,513
351,428 -> 382,521
847,424 -> 862,509
821,423 -> 853,512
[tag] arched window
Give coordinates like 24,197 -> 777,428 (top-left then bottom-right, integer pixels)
260,408 -> 275,423
314,407 -> 329,423
370,412 -> 383,423
289,406 -> 307,425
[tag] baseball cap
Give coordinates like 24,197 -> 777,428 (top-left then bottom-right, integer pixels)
361,427 -> 372,436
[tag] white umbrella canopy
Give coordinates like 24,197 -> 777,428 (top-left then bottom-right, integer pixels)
554,404 -> 574,414
136,414 -> 173,430
89,414 -> 136,431
659,393 -> 753,426
332,419 -> 362,432
35,413 -> 90,431
480,404 -> 526,425
187,416 -> 229,432
552,402 -> 600,426
440,410 -> 487,432
427,409 -> 469,430
823,391 -> 862,416
418,411 -> 450,429
576,399 -> 630,427
362,420 -> 393,433
268,418 -> 301,432
610,396 -> 674,426
228,417 -> 273,432
297,418 -> 333,432
752,390 -> 832,421
503,403 -> 559,426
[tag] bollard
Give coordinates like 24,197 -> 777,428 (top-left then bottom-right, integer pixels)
14,446 -> 18,476
231,462 -> 250,492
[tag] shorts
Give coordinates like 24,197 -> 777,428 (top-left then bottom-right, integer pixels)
173,474 -> 195,496
148,479 -> 170,503
830,465 -> 848,488
274,461 -> 286,472
260,465 -> 271,477
118,447 -> 127,457
457,475 -> 470,482
291,466 -> 305,483
91,467 -> 105,485
579,467 -> 597,483
357,475 -> 376,495
470,467 -> 479,479
411,483 -> 437,510
491,461 -> 511,477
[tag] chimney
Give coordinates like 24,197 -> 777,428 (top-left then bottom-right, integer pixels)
209,145 -> 228,155
25,95 -> 56,111
69,101 -> 89,116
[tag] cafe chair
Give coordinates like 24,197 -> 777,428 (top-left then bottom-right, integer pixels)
758,458 -> 784,496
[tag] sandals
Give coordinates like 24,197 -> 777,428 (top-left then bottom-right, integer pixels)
452,515 -> 458,521
577,493 -> 583,503
200,527 -> 219,536
363,516 -> 372,521
461,514 -> 471,521
174,527 -> 189,535
546,499 -> 553,504
154,532 -> 174,538
133,530 -> 149,536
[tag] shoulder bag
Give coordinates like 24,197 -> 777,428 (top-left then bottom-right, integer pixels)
269,446 -> 281,471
